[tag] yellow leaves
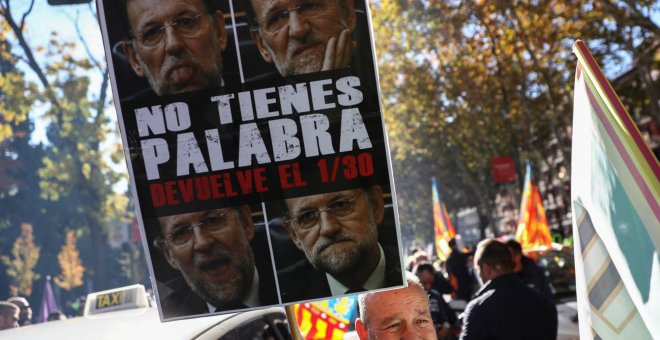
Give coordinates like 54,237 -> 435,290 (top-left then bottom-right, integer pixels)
0,125 -> 12,141
110,144 -> 125,164
1,223 -> 41,296
39,155 -> 76,201
82,163 -> 91,180
54,230 -> 85,291
0,64 -> 35,142
103,193 -> 132,222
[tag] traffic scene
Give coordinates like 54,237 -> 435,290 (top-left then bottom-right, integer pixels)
0,0 -> 658,339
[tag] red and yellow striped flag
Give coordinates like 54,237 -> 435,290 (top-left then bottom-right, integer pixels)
294,296 -> 357,339
433,177 -> 456,261
515,163 -> 552,250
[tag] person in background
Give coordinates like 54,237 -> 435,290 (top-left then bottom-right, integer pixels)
406,248 -> 429,271
505,239 -> 554,300
7,296 -> 31,326
460,239 -> 557,340
356,273 -> 438,340
431,261 -> 456,296
445,237 -> 473,301
414,262 -> 458,339
0,302 -> 19,330
406,248 -> 454,296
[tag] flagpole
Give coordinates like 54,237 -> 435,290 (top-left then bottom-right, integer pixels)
285,304 -> 304,340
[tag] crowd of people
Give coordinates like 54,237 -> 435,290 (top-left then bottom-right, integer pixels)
0,295 -> 70,331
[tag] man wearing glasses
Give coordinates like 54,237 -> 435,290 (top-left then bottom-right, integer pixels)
277,186 -> 404,302
246,0 -> 357,76
121,0 -> 228,96
154,206 -> 278,318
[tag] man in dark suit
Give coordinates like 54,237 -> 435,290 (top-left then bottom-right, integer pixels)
460,239 -> 557,340
446,236 -> 474,301
413,262 -> 457,334
277,186 -> 403,303
505,239 -> 555,300
154,206 -> 278,318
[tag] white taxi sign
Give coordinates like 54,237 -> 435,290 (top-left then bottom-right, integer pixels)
84,284 -> 149,316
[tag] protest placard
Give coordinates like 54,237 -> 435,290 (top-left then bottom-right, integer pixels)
98,0 -> 404,321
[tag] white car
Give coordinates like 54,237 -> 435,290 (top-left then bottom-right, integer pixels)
0,285 -> 292,340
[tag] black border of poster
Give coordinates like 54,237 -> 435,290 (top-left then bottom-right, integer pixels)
97,0 -> 405,322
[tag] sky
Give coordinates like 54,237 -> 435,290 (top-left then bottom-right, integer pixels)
15,1 -> 108,143
8,1 -> 128,190
16,1 -> 105,88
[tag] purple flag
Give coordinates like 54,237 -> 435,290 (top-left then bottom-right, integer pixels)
37,277 -> 59,323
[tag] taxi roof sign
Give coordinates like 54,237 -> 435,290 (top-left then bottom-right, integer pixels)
84,284 -> 149,316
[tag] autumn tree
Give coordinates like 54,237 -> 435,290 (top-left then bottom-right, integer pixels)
54,230 -> 84,291
0,19 -> 37,196
1,223 -> 40,296
371,0 -> 659,240
0,0 -> 131,291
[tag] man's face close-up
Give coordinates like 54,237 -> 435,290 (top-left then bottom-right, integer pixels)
357,285 -> 437,340
124,0 -> 227,95
157,207 -> 255,308
285,188 -> 383,277
251,0 -> 355,76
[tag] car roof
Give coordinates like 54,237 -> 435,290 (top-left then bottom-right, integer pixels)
1,306 -> 290,340
1,288 -> 287,340
0,306 -> 237,340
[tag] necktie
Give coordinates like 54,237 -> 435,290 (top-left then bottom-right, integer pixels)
211,303 -> 248,313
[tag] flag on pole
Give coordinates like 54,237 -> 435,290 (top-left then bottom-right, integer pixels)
432,177 -> 456,261
294,296 -> 357,339
37,276 -> 59,323
515,162 -> 552,250
571,39 -> 660,339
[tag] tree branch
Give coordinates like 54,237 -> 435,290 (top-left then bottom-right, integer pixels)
506,5 -> 571,171
1,0 -> 63,123
604,0 -> 660,37
94,68 -> 110,126
73,9 -> 101,69
19,0 -> 35,31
